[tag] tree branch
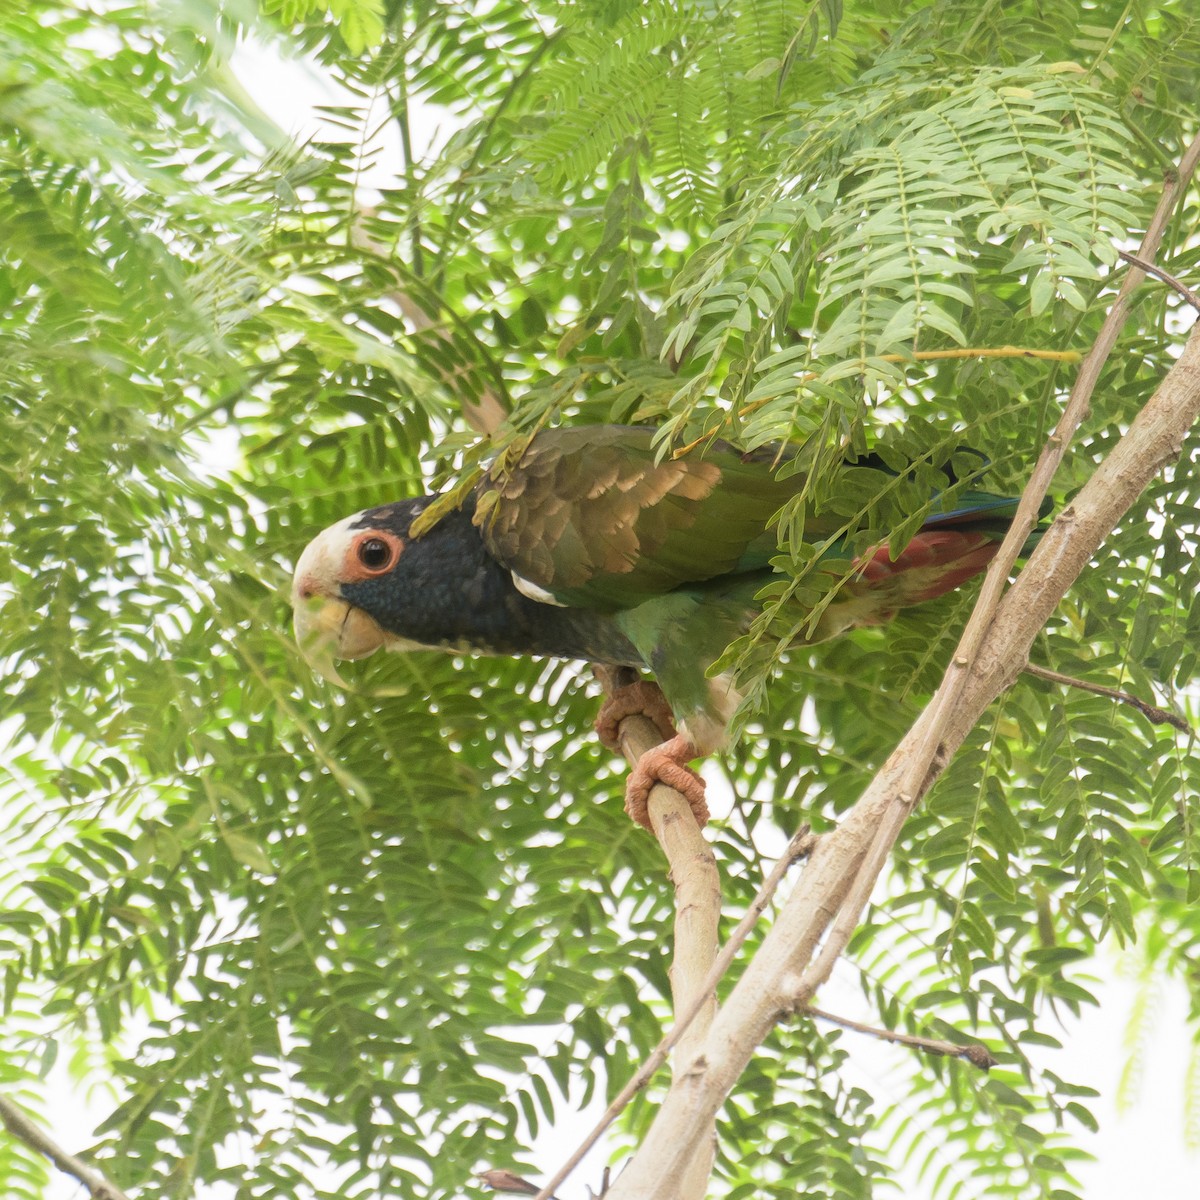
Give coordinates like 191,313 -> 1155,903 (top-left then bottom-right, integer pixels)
800,1005 -> 997,1070
1022,661 -> 1191,731
0,1095 -> 130,1200
1117,249 -> 1200,313
533,820 -> 815,1200
536,666 -> 720,1200
604,128 -> 1200,1199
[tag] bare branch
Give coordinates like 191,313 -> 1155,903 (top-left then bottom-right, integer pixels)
533,820 -> 815,1200
1117,249 -> 1200,313
800,1005 -> 997,1070
0,1095 -> 130,1200
1023,661 -> 1191,731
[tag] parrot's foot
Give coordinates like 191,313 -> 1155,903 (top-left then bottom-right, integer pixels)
624,734 -> 709,831
594,680 -> 678,751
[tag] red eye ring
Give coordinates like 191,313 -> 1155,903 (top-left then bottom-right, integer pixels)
354,533 -> 399,574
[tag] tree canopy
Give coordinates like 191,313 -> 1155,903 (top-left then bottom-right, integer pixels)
0,1 -> 1198,1197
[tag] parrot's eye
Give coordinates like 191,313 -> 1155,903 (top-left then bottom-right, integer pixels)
357,537 -> 394,572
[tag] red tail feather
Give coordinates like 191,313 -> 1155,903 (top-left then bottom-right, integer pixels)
855,531 -> 1000,613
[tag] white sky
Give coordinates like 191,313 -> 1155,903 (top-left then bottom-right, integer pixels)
42,26 -> 1200,1200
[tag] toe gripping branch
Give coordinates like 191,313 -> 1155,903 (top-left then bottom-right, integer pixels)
594,679 -> 679,750
593,670 -> 709,832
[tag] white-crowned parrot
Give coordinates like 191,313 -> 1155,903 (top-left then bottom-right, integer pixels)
292,425 -> 1031,829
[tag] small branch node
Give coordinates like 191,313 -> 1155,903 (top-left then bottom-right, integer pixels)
479,1168 -> 555,1196
963,1044 -> 1001,1070
789,826 -> 819,863
589,1165 -> 613,1199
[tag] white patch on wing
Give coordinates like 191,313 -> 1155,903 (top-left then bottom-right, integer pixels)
678,670 -> 745,754
510,571 -> 567,607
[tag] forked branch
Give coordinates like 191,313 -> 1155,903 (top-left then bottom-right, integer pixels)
533,822 -> 814,1200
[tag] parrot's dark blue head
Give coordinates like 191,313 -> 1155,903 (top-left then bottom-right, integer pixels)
291,495 -> 643,676
291,497 -> 438,665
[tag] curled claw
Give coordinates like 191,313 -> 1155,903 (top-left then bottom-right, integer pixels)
594,680 -> 679,751
623,735 -> 708,830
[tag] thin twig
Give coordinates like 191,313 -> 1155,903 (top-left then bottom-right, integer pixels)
1117,249 -> 1200,313
0,1095 -> 130,1200
1023,661 -> 1191,732
533,823 -> 815,1200
800,1005 -> 997,1070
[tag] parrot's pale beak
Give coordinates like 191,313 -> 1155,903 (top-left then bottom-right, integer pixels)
291,517 -> 390,686
291,595 -> 387,689
292,595 -> 387,662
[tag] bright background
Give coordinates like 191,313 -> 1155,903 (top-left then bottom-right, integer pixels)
41,32 -> 1200,1200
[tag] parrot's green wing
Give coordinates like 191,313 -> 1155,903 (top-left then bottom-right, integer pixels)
474,426 -> 799,611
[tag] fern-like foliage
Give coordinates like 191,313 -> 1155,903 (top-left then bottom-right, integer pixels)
664,62 -> 1141,443
0,2 -> 1198,1200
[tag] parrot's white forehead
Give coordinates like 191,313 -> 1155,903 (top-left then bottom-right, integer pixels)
291,513 -> 366,603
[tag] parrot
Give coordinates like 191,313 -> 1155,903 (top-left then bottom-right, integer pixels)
291,424 -> 1034,830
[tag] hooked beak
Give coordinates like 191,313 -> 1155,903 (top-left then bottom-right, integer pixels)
291,514 -> 392,686
292,595 -> 387,688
